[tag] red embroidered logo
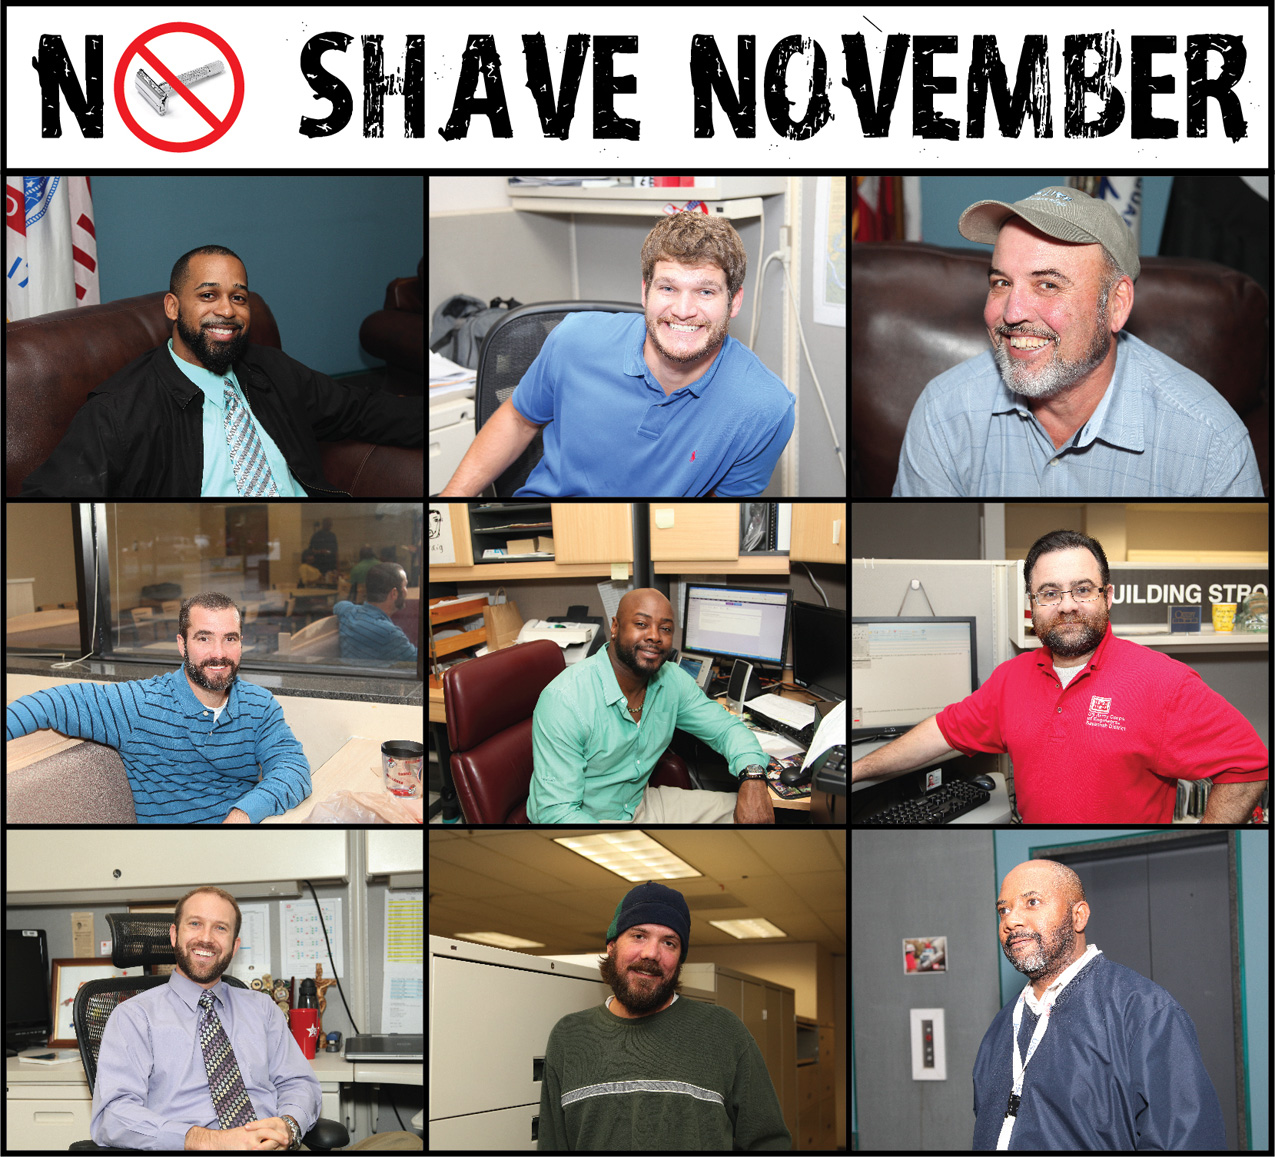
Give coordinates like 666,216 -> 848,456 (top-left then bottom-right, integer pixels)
690,451 -> 695,461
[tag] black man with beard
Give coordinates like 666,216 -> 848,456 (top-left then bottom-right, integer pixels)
852,530 -> 1268,822
972,860 -> 1224,1150
528,587 -> 776,824
537,883 -> 790,1151
20,244 -> 422,497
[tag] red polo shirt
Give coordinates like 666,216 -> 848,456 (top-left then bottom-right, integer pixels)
935,624 -> 1268,822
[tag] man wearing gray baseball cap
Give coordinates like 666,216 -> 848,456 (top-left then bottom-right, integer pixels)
892,185 -> 1263,496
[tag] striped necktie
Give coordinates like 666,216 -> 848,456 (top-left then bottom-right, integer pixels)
197,989 -> 257,1130
223,379 -> 280,497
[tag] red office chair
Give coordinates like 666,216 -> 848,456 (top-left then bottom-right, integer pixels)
443,639 -> 693,824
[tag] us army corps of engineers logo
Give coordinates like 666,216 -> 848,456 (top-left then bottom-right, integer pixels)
1086,695 -> 1127,731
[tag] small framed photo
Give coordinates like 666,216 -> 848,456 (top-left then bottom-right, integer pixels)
903,936 -> 947,974
50,959 -> 146,1049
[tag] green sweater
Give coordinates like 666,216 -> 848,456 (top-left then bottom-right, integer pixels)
538,995 -> 791,1151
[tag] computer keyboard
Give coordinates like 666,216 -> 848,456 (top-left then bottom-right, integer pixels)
858,779 -> 991,825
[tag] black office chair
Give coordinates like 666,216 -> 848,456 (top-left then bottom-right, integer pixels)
70,913 -> 349,1152
474,300 -> 646,496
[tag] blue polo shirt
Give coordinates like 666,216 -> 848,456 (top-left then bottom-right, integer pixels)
510,312 -> 794,496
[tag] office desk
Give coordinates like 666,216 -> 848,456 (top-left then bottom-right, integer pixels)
262,736 -> 422,824
4,1049 -> 423,1150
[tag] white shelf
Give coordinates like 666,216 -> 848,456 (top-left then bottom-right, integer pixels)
512,195 -> 765,219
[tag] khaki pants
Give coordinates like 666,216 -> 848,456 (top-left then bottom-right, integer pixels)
631,784 -> 736,823
301,1130 -> 422,1150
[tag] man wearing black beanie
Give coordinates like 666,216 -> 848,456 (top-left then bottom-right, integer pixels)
537,883 -> 791,1151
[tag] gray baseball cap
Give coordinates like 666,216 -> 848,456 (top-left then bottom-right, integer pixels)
958,185 -> 1140,282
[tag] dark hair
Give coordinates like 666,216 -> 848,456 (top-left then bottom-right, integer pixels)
1023,530 -> 1110,596
365,562 -> 406,603
173,886 -> 243,941
640,212 -> 747,302
169,244 -> 247,297
178,592 -> 245,640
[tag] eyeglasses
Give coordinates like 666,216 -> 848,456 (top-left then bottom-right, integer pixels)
1031,584 -> 1106,606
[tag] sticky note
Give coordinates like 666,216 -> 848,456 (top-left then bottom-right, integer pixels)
654,509 -> 674,529
611,562 -> 627,581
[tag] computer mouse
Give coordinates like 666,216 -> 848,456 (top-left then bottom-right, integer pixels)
970,774 -> 996,791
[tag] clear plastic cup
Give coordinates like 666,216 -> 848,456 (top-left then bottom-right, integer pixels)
381,740 -> 424,797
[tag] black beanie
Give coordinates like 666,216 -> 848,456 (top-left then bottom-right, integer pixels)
605,882 -> 690,961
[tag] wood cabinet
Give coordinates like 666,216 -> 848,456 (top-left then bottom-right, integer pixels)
791,503 -> 845,564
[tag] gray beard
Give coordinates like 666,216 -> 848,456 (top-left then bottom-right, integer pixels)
992,293 -> 1114,401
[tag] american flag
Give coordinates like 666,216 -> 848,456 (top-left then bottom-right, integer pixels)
5,175 -> 100,321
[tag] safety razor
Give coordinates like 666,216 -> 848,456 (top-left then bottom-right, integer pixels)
134,60 -> 225,116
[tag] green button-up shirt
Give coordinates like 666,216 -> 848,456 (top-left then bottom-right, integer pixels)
528,642 -> 767,823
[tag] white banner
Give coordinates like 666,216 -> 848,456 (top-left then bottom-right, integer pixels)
6,7 -> 1266,168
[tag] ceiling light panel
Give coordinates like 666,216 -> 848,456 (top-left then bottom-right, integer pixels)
708,917 -> 788,940
554,832 -> 702,881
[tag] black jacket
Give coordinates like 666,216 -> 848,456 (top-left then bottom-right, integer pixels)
20,344 -> 423,496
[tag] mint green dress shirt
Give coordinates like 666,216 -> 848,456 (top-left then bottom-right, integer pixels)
528,642 -> 767,823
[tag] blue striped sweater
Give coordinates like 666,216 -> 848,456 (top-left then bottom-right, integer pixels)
332,600 -> 417,662
5,668 -> 311,824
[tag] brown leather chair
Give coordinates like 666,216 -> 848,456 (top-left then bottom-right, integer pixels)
444,638 -> 694,824
360,256 -> 423,395
851,241 -> 1270,496
5,290 -> 424,496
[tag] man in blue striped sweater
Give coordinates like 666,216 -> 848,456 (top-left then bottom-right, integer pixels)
6,593 -> 312,824
332,563 -> 417,663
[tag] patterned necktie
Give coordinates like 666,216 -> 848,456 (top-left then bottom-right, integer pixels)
223,379 -> 280,497
197,989 -> 257,1130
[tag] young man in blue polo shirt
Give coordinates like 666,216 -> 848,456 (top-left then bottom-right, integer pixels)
436,213 -> 794,497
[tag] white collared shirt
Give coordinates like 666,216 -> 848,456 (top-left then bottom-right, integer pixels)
1021,943 -> 1102,1016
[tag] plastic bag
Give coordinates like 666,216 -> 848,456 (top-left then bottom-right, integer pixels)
302,789 -> 423,824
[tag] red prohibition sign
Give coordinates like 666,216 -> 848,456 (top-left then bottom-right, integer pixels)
114,23 -> 244,152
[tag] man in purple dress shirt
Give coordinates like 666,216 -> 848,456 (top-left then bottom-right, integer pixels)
91,887 -> 318,1150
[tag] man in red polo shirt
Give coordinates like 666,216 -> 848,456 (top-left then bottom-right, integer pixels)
852,531 -> 1268,823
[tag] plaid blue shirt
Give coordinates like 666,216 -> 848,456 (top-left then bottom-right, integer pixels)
893,331 -> 1263,496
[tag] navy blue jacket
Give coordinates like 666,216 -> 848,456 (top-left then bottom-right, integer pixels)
972,953 -> 1226,1150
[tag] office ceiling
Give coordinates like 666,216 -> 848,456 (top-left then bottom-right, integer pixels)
429,830 -> 845,956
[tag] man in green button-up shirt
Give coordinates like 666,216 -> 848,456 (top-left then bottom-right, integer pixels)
528,588 -> 775,824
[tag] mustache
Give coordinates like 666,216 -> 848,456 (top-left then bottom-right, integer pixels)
997,325 -> 1057,341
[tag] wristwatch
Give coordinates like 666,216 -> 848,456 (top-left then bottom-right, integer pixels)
738,764 -> 768,783
280,1114 -> 302,1150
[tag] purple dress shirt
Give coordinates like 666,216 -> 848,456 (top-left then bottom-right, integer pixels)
90,970 -> 321,1150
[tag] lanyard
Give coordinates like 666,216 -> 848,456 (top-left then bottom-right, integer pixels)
994,988 -> 1053,1151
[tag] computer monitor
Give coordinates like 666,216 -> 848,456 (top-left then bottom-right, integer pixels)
851,617 -> 978,738
682,583 -> 792,668
5,928 -> 51,1051
791,600 -> 846,701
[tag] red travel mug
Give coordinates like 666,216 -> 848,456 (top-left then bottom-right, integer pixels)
289,1008 -> 319,1059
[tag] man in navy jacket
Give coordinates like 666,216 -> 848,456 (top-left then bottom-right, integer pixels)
973,860 -> 1225,1150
